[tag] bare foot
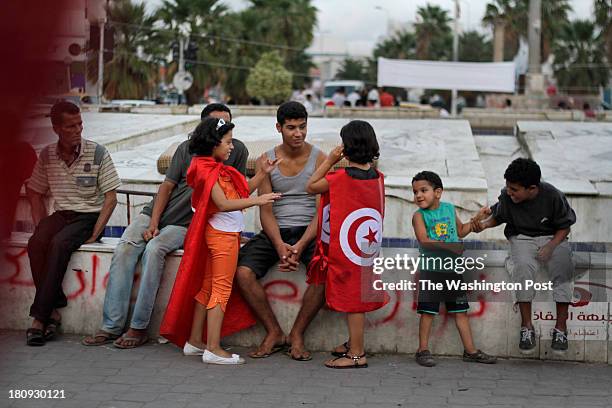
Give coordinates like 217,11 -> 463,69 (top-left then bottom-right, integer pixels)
287,333 -> 312,361
114,328 -> 148,348
332,341 -> 350,356
187,338 -> 206,350
50,309 -> 61,322
31,319 -> 44,331
248,331 -> 286,358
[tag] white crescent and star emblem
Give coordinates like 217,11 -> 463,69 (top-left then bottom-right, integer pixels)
321,204 -> 330,244
339,208 -> 383,266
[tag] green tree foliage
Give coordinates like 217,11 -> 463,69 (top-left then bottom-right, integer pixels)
240,0 -> 317,90
246,51 -> 292,104
482,0 -> 571,61
98,0 -> 157,100
335,58 -> 368,80
594,0 -> 612,64
155,0 -> 233,104
552,20 -> 609,94
459,31 -> 493,62
374,30 -> 417,60
415,4 -> 452,60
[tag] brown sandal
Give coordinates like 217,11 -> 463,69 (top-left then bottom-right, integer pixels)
331,341 -> 350,357
325,353 -> 368,369
81,331 -> 120,346
113,333 -> 148,349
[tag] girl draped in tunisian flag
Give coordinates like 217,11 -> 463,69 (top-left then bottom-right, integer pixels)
160,117 -> 281,365
306,120 -> 388,369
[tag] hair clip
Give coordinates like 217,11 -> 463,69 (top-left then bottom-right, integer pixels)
216,118 -> 226,130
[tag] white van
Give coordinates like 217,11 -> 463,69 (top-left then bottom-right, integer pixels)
322,80 -> 365,105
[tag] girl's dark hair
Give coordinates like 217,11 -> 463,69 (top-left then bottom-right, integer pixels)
189,117 -> 235,156
340,120 -> 380,164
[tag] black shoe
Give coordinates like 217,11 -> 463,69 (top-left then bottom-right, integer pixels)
415,350 -> 436,367
463,349 -> 497,364
519,327 -> 536,355
551,329 -> 568,354
26,328 -> 46,347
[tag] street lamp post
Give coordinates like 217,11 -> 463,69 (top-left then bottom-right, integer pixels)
97,18 -> 105,103
375,6 -> 391,36
451,0 -> 460,116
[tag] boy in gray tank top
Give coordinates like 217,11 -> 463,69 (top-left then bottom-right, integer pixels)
236,101 -> 327,361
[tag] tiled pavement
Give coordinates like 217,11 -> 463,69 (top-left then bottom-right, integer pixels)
1,331 -> 611,408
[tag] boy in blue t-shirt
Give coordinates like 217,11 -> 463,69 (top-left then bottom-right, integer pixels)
411,171 -> 496,367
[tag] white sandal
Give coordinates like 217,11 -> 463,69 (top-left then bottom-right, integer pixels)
202,349 -> 245,365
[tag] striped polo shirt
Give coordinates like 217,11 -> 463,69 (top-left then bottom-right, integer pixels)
27,138 -> 121,213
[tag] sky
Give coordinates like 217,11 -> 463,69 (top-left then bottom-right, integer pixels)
141,0 -> 594,56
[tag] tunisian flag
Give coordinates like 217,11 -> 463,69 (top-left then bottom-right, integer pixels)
160,157 -> 256,347
308,169 -> 389,313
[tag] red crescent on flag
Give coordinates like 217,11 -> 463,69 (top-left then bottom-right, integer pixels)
347,215 -> 378,259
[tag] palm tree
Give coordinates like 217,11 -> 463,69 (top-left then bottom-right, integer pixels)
155,0 -> 233,104
241,0 -> 318,89
335,58 -> 367,81
482,0 -> 526,61
483,0 -> 571,61
459,31 -> 493,62
540,0 -> 572,60
552,20 -> 609,94
93,0 -> 157,100
594,0 -> 612,64
414,4 -> 452,60
373,30 -> 417,60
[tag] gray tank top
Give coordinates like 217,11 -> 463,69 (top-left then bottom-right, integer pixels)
267,145 -> 320,228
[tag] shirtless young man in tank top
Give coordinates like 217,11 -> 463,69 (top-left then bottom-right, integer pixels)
235,101 -> 326,360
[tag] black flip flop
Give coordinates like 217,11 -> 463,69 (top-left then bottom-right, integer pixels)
248,344 -> 286,359
44,319 -> 61,341
285,347 -> 313,361
26,328 -> 45,347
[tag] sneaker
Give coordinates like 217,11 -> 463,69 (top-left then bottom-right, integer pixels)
519,326 -> 536,355
551,329 -> 568,354
415,350 -> 436,367
463,349 -> 497,364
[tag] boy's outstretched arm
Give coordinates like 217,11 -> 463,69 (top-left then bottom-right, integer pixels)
455,210 -> 472,238
471,206 -> 498,233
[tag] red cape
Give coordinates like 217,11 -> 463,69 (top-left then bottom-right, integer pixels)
160,157 -> 256,347
308,169 -> 389,313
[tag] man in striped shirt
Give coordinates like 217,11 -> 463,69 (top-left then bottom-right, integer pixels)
25,101 -> 120,346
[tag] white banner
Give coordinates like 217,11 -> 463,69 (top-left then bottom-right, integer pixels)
377,57 -> 515,93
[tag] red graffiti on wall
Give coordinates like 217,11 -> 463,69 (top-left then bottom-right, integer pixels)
1,248 -> 32,286
264,280 -> 299,303
1,250 -> 106,300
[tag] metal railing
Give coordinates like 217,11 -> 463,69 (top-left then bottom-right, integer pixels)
117,189 -> 156,225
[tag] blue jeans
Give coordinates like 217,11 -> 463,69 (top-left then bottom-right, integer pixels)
101,214 -> 187,333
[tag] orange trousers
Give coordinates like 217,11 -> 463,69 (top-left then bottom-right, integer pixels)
194,224 -> 240,312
